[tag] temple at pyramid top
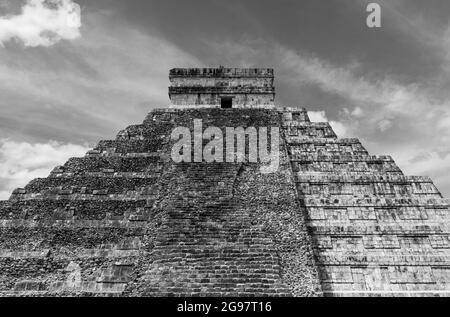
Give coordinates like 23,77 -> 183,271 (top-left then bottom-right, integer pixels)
168,67 -> 275,108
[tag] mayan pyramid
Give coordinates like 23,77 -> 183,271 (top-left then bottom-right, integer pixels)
1,67 -> 449,297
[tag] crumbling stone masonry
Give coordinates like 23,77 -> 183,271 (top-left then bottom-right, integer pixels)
0,68 -> 449,297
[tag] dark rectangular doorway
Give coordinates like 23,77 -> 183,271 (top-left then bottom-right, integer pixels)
221,97 -> 233,109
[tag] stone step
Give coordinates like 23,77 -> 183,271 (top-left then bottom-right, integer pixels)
0,248 -> 141,260
283,123 -> 337,139
0,227 -> 147,249
286,137 -> 361,144
0,200 -> 148,220
297,175 -> 433,183
310,224 -> 450,235
296,180 -> 441,197
307,206 -> 449,222
9,193 -> 158,201
297,192 -> 442,200
301,197 -> 450,207
294,165 -> 403,175
60,156 -> 162,174
290,154 -> 395,162
23,177 -> 158,195
95,139 -> 168,154
313,234 -> 450,250
315,253 -> 450,266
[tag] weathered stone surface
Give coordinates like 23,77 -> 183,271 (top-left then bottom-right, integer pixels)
0,68 -> 449,297
281,109 -> 450,297
169,67 -> 275,108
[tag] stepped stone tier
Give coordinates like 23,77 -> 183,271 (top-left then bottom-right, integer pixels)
1,68 -> 450,297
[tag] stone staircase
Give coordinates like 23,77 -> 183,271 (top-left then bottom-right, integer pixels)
129,109 -> 321,296
134,162 -> 291,296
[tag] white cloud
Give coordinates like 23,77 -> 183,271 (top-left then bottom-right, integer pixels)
0,0 -> 81,47
329,121 -> 348,138
377,119 -> 393,132
0,191 -> 10,200
351,107 -> 364,117
280,48 -> 443,119
0,9 -> 202,143
391,147 -> 450,194
308,111 -> 327,122
0,140 -> 89,200
308,110 -> 348,138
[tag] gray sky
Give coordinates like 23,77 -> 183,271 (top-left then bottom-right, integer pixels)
1,0 -> 450,198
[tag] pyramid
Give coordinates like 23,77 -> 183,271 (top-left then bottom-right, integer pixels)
0,68 -> 449,297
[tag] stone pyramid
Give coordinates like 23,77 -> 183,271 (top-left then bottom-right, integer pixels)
0,68 -> 449,297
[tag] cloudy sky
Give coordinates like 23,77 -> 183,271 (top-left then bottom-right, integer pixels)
0,0 -> 450,199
